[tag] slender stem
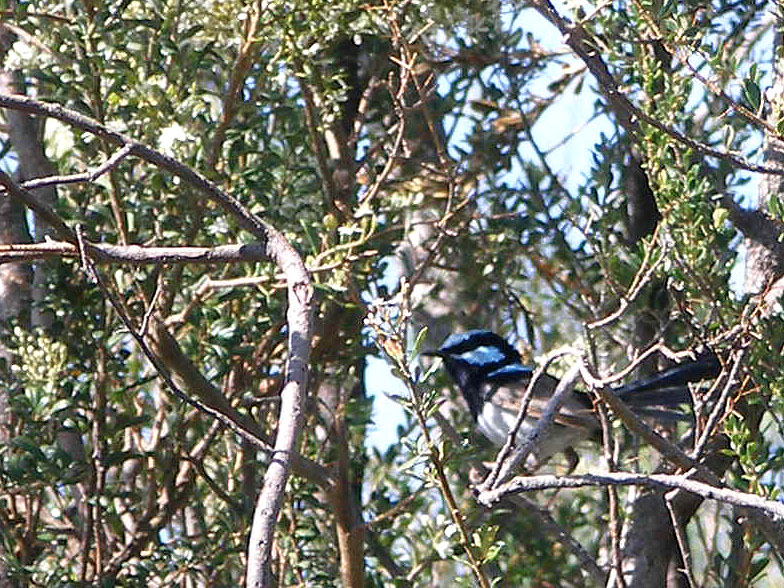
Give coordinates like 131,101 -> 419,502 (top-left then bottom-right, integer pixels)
405,373 -> 492,588
665,490 -> 697,588
595,394 -> 626,588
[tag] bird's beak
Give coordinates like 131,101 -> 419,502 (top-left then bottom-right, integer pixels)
421,350 -> 443,358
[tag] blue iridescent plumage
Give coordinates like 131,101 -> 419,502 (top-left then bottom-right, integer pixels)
486,364 -> 535,382
456,345 -> 508,366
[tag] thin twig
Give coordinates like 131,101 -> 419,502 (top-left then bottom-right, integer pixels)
0,92 -> 275,239
510,493 -> 608,584
436,404 -> 607,584
579,360 -> 707,475
404,375 -> 493,588
595,387 -> 626,588
140,276 -> 162,337
477,471 -> 784,520
206,0 -> 263,169
70,248 -> 269,456
0,169 -> 77,241
692,348 -> 745,458
481,348 -> 579,490
665,489 -> 697,588
587,232 -> 667,331
292,57 -> 341,212
631,0 -> 780,141
364,489 -> 425,528
21,143 -> 134,191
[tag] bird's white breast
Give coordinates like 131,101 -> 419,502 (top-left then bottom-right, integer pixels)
477,402 -> 534,447
476,402 -> 589,465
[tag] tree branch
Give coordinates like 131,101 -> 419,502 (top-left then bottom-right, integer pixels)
720,193 -> 784,274
476,471 -> 784,521
0,241 -> 274,265
0,91 -> 317,586
529,0 -> 784,177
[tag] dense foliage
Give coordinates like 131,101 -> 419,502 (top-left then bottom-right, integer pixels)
1,1 -> 783,586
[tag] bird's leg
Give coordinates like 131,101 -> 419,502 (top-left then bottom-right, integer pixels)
544,447 -> 580,509
564,446 -> 580,475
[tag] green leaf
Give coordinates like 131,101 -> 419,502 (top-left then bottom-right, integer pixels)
398,453 -> 427,473
411,327 -> 429,358
422,361 -> 441,382
49,398 -> 73,414
742,78 -> 761,112
749,556 -> 769,581
712,207 -> 729,228
658,0 -> 677,18
11,436 -> 46,462
723,125 -> 735,148
770,194 -> 783,220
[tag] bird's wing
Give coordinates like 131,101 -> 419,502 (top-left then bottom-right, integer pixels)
486,374 -> 598,430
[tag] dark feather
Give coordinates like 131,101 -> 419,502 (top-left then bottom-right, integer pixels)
616,353 -> 720,401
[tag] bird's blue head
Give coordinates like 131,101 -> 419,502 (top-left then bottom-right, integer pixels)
425,330 -> 523,418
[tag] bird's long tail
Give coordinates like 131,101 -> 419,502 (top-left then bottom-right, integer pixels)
615,352 -> 721,408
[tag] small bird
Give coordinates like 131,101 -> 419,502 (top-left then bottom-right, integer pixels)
425,330 -> 720,466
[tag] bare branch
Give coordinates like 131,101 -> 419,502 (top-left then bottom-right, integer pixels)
665,490 -> 697,588
20,143 -> 133,191
720,193 -> 784,273
510,494 -> 607,586
244,217 -> 313,588
0,92 -> 272,240
477,472 -> 784,521
578,360 -> 710,475
692,348 -> 745,458
0,241 -> 274,265
206,3 -> 263,169
0,169 -> 75,241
